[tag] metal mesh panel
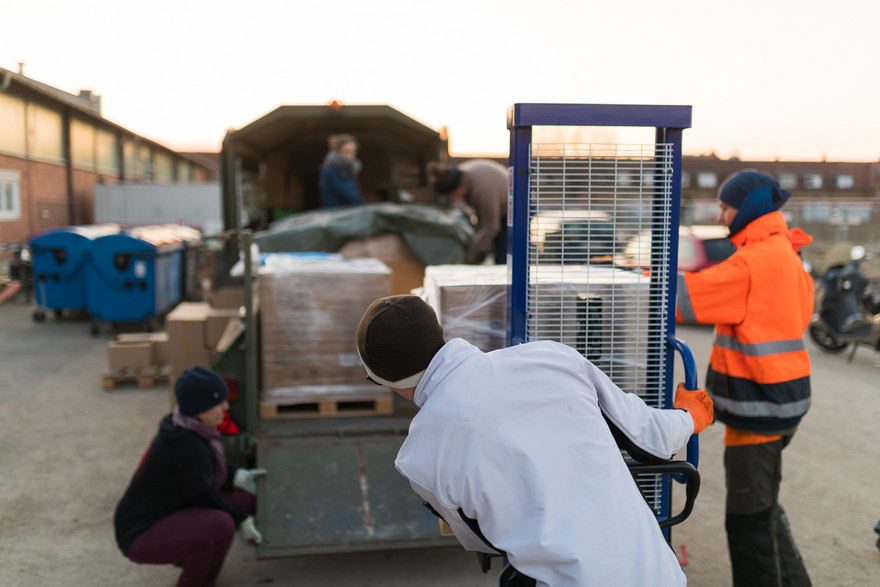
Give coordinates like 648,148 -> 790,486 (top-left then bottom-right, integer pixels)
525,142 -> 674,512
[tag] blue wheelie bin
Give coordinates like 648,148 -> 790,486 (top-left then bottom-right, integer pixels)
87,225 -> 189,332
29,224 -> 120,322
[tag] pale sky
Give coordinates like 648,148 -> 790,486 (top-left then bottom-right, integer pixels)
4,0 -> 879,161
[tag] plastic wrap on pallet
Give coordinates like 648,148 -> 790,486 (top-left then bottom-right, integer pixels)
258,255 -> 392,392
261,383 -> 391,405
421,264 -> 509,352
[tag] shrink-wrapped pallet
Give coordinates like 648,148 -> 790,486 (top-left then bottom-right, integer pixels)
258,256 -> 392,392
421,264 -> 651,395
422,265 -> 508,352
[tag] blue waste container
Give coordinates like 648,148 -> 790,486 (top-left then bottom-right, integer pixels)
171,225 -> 204,301
87,225 -> 190,325
29,224 -> 120,321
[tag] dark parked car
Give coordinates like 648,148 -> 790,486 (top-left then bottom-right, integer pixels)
531,211 -> 623,264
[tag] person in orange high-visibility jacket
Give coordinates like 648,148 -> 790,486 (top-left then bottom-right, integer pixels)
677,169 -> 813,587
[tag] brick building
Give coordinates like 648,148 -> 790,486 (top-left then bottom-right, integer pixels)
0,65 -> 217,256
680,154 -> 880,224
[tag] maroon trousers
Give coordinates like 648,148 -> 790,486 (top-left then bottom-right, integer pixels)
125,491 -> 255,587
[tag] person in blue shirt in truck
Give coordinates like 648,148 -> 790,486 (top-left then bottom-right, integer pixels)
319,133 -> 364,208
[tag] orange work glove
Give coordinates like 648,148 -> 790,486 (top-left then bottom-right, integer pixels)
674,382 -> 714,434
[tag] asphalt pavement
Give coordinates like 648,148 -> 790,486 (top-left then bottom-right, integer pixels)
1,293 -> 879,586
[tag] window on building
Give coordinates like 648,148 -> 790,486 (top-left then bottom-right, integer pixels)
802,173 -> 823,189
71,118 -> 97,169
618,171 -> 636,187
0,170 -> 21,220
836,174 -> 854,189
681,171 -> 690,189
26,103 -> 63,162
176,160 -> 195,183
0,93 -> 27,155
154,151 -> 174,183
777,173 -> 797,190
124,140 -> 153,180
696,171 -> 717,189
95,128 -> 118,174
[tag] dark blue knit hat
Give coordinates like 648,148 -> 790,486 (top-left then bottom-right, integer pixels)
174,366 -> 228,416
718,169 -> 791,235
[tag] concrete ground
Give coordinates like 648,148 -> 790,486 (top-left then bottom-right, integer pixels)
1,292 -> 879,586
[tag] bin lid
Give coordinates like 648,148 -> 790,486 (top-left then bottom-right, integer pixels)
127,224 -> 202,246
30,223 -> 121,245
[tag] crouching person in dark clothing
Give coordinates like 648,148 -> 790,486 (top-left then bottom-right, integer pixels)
114,367 -> 267,587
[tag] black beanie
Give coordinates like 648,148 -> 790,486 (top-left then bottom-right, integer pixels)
718,169 -> 790,210
718,169 -> 791,235
434,167 -> 463,195
357,295 -> 446,388
175,366 -> 228,416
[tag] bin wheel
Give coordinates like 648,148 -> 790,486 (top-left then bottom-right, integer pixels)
90,322 -> 100,337
33,310 -> 46,322
54,309 -> 63,319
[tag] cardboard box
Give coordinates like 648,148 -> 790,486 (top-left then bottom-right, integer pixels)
107,340 -> 155,371
208,286 -> 244,309
115,332 -> 170,365
205,308 -> 241,351
170,347 -> 215,377
151,332 -> 171,365
339,233 -> 426,295
166,302 -> 211,355
259,257 -> 391,390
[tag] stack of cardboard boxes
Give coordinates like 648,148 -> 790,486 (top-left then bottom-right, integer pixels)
258,256 -> 393,415
106,332 -> 171,374
164,286 -> 244,396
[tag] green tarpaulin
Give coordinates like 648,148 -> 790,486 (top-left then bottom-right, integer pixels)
254,202 -> 475,266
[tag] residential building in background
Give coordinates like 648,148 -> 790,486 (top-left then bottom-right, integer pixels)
681,154 -> 880,225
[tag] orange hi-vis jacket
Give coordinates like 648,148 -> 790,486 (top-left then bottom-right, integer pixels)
676,212 -> 814,434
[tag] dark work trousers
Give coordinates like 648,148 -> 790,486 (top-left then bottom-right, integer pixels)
125,490 -> 256,587
725,435 -> 810,587
493,223 -> 508,265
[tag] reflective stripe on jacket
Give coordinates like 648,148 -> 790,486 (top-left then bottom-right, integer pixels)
676,212 -> 814,433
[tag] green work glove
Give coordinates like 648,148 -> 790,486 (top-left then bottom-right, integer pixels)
238,515 -> 263,545
233,468 -> 268,496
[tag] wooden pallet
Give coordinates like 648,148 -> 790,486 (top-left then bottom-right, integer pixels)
103,364 -> 172,390
260,397 -> 394,419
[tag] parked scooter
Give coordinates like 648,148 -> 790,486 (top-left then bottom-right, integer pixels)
808,242 -> 880,362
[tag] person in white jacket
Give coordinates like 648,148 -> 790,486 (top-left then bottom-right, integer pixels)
356,295 -> 713,586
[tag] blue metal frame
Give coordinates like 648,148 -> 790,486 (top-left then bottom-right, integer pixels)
505,103 -> 695,537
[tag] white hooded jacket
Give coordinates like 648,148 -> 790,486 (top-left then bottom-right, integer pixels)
395,338 -> 693,586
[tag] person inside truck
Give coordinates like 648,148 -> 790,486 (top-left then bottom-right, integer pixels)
356,294 -> 714,586
113,366 -> 267,587
319,133 -> 364,208
428,159 -> 508,264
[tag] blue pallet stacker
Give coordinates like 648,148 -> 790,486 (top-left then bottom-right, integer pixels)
506,103 -> 700,545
